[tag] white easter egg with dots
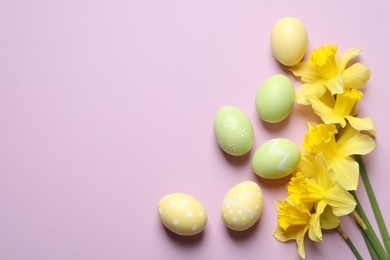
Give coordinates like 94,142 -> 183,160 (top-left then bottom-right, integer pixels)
221,181 -> 264,231
158,193 -> 207,236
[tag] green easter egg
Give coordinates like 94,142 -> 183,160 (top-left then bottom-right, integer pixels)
255,74 -> 295,123
214,106 -> 254,156
252,138 -> 300,179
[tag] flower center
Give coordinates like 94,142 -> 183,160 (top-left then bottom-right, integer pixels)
308,45 -> 339,79
277,200 -> 311,230
303,124 -> 338,159
288,172 -> 325,206
334,88 -> 363,115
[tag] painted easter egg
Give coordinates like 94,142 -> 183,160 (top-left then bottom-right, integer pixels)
271,17 -> 308,66
157,193 -> 207,236
255,74 -> 295,123
214,105 -> 254,156
252,138 -> 301,179
221,181 -> 264,231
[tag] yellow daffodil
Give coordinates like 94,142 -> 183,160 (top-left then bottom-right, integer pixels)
306,89 -> 376,135
290,44 -> 371,105
303,123 -> 375,190
288,153 -> 356,216
274,199 -> 321,259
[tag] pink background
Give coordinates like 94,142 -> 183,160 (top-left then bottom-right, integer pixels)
1,1 -> 389,259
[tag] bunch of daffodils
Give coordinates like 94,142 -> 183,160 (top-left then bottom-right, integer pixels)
274,44 -> 390,259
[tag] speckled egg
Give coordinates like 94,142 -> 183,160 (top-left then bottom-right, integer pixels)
271,17 -> 308,66
214,105 -> 254,156
252,138 -> 301,179
158,193 -> 207,236
221,181 -> 263,231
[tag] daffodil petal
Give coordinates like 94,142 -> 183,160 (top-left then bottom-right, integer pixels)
296,82 -> 327,105
297,227 -> 309,259
338,48 -> 360,71
307,95 -> 346,127
314,152 -> 335,187
298,152 -> 317,179
320,206 -> 340,230
274,225 -> 305,242
290,62 -> 322,83
318,90 -> 335,108
323,74 -> 344,95
324,183 -> 356,216
337,131 -> 376,157
345,116 -> 376,136
330,157 -> 359,190
343,63 -> 371,89
308,212 -> 323,242
351,103 -> 359,116
274,224 -> 310,259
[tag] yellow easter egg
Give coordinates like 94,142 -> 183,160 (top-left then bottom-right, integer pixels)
221,181 -> 263,231
271,17 -> 308,66
158,193 -> 207,236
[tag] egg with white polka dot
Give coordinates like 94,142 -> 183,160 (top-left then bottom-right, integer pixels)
214,105 -> 255,156
158,193 -> 207,236
221,181 -> 264,231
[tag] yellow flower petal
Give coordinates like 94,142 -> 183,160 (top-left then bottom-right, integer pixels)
296,82 -> 327,105
343,63 -> 371,89
307,95 -> 346,127
324,183 -> 356,216
338,48 -> 360,71
345,116 -> 376,136
337,126 -> 376,157
298,152 -> 317,179
320,206 -> 340,230
351,102 -> 359,116
329,157 -> 359,190
308,212 -> 323,243
290,62 -> 322,83
274,225 -> 309,259
319,90 -> 335,108
323,74 -> 344,95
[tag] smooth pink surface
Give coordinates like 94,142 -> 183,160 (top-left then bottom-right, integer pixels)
1,1 -> 389,259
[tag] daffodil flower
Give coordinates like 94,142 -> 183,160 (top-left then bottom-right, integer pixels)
288,153 -> 356,217
290,44 -> 371,105
306,88 -> 376,135
274,199 -> 321,259
303,123 -> 375,190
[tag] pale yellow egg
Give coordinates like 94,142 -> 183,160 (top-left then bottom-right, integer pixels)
221,181 -> 264,231
271,17 -> 308,66
158,193 -> 207,236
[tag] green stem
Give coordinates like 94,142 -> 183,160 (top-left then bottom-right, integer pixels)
363,228 -> 379,260
355,154 -> 390,255
338,227 -> 364,260
350,198 -> 388,259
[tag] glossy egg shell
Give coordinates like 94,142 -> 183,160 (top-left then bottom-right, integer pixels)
158,193 -> 207,236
